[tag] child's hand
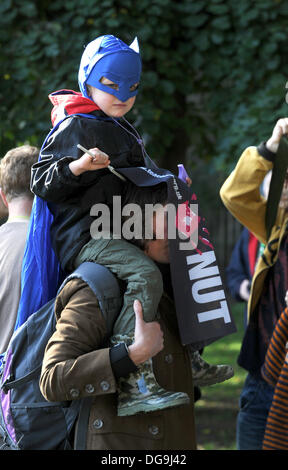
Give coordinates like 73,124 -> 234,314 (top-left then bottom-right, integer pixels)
81,147 -> 110,171
186,176 -> 192,187
69,147 -> 110,176
266,118 -> 288,153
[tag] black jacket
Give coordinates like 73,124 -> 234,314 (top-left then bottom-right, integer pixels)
31,112 -> 145,272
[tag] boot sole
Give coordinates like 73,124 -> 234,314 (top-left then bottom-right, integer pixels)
118,393 -> 190,417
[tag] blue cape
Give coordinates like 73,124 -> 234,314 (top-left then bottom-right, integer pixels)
14,197 -> 65,330
15,112 -> 99,329
14,120 -> 68,330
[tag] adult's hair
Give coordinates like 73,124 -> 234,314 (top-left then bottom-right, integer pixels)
0,145 -> 39,202
122,181 -> 168,249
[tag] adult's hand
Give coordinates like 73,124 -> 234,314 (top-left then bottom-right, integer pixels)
128,300 -> 164,366
266,118 -> 288,153
239,279 -> 250,302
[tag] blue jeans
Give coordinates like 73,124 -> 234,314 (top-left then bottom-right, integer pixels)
236,373 -> 274,450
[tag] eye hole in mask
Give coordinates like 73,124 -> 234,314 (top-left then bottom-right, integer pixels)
129,83 -> 139,92
100,76 -> 139,93
100,76 -> 119,91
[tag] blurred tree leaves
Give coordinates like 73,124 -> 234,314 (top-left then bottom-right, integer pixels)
1,0 -> 288,180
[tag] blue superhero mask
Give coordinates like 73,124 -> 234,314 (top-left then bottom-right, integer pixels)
78,35 -> 142,103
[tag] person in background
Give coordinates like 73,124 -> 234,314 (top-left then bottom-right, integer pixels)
220,117 -> 288,450
261,294 -> 288,450
0,196 -> 8,224
226,172 -> 271,328
226,227 -> 260,327
0,145 -> 39,355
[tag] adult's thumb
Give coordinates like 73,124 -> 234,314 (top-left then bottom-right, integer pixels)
134,299 -> 143,324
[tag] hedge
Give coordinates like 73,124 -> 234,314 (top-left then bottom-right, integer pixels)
1,0 -> 288,187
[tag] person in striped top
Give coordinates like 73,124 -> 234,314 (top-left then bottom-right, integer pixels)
261,294 -> 288,450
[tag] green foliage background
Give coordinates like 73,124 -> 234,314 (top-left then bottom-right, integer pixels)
1,0 -> 288,198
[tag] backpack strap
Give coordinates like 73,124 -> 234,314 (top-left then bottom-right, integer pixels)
58,262 -> 122,450
73,397 -> 93,450
2,365 -> 41,393
58,262 -> 122,336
